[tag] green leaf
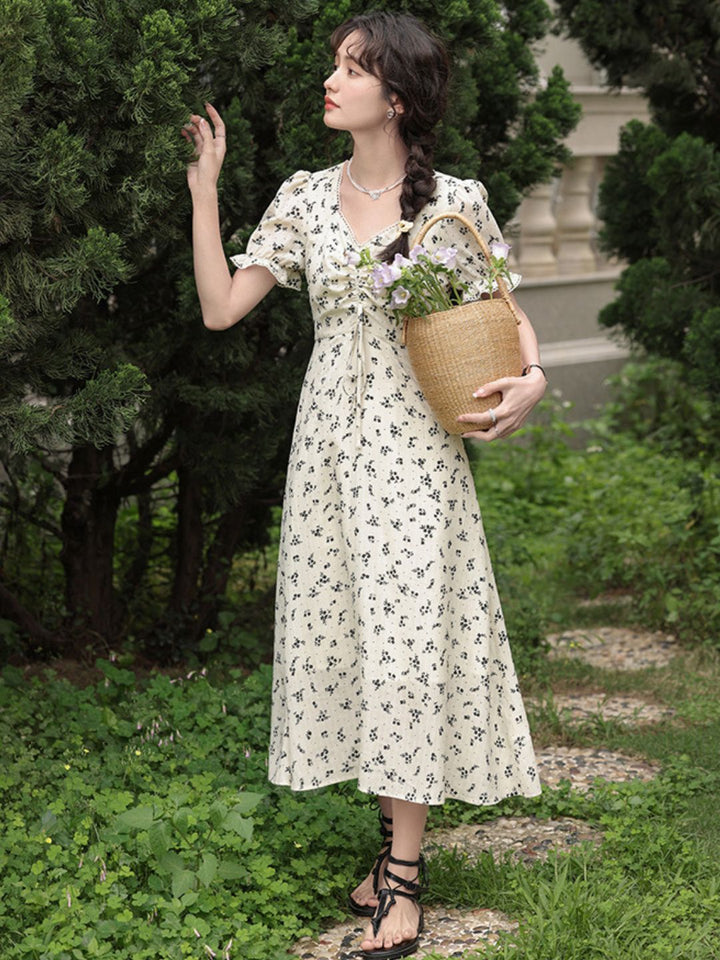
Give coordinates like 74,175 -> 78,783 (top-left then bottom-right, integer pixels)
115,806 -> 155,831
223,811 -> 253,840
172,807 -> 192,834
171,869 -> 196,899
148,822 -> 169,858
217,860 -> 247,881
209,801 -> 228,829
157,851 -> 186,875
197,853 -> 218,887
231,792 -> 264,815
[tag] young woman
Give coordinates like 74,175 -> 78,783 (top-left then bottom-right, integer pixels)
183,12 -> 545,959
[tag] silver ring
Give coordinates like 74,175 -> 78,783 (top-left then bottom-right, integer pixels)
215,133 -> 226,138
488,408 -> 497,426
494,425 -> 500,438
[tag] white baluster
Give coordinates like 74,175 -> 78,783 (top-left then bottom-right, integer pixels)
515,181 -> 558,277
555,156 -> 598,274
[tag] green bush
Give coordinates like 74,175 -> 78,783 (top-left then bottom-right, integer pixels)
0,661 -> 373,959
469,390 -> 720,648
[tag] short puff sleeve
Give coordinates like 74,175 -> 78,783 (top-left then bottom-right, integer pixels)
229,170 -> 309,291
422,177 -> 521,297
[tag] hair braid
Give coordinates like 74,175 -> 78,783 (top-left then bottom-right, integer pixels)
382,136 -> 437,262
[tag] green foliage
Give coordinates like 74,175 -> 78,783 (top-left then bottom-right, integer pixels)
0,0 -> 320,652
3,657 -> 719,958
0,0 -> 578,656
468,389 -> 720,649
0,661 -> 367,959
556,1 -> 720,450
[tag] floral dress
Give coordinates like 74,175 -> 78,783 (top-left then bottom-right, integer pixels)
230,162 -> 541,806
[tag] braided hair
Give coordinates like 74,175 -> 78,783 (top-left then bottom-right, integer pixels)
330,12 -> 450,263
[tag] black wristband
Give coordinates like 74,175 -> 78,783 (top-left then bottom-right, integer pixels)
522,363 -> 548,381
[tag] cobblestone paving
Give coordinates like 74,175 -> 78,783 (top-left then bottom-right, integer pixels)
424,815 -> 601,865
536,746 -> 659,791
547,627 -> 680,670
528,692 -> 676,725
291,906 -> 517,959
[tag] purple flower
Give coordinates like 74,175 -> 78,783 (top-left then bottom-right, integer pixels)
392,252 -> 412,269
408,244 -> 427,264
345,249 -> 361,267
432,246 -> 457,268
490,241 -> 511,261
372,262 -> 402,290
391,286 -> 411,307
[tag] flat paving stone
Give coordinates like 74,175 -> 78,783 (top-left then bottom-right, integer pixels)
291,906 -> 517,959
528,693 -> 676,725
424,815 -> 601,864
547,627 -> 680,671
536,745 -> 659,791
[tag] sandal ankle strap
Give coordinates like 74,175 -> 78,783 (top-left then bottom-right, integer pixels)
379,811 -> 393,841
384,853 -> 428,896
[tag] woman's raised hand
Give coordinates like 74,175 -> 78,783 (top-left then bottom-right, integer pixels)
181,102 -> 226,196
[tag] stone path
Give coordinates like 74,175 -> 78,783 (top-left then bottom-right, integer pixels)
547,626 -> 679,670
536,746 -> 659,792
530,692 -> 676,726
424,815 -> 601,865
290,629 -> 676,959
292,907 -> 517,960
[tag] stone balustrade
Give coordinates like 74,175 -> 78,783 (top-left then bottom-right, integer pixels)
507,81 -> 650,417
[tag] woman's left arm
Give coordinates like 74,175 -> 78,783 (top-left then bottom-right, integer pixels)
456,295 -> 547,441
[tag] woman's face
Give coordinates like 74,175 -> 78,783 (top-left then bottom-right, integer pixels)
323,31 -> 399,134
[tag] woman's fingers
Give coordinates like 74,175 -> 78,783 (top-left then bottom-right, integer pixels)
471,376 -> 512,399
457,373 -> 545,440
204,102 -> 226,138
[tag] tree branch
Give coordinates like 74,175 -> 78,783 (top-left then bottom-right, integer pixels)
0,498 -> 62,537
0,580 -> 62,651
115,423 -> 175,495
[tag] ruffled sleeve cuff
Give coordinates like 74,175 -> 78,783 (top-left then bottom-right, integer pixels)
229,170 -> 310,291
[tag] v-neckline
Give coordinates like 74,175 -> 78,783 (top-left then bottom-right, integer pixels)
335,162 -> 402,247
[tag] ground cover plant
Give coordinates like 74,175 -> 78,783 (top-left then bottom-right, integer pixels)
2,639 -> 719,959
3,379 -> 720,958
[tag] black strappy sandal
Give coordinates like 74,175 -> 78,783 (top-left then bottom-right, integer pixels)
348,812 -> 394,917
360,853 -> 428,960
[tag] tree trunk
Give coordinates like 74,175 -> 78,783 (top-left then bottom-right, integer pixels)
190,502 -> 253,643
169,464 -> 204,613
60,445 -> 120,642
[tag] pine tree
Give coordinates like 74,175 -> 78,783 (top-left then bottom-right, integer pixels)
0,0 -> 578,658
556,1 -> 720,429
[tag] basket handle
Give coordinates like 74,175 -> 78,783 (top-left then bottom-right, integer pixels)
414,211 -> 522,324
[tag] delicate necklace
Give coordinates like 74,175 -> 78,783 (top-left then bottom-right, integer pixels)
346,157 -> 405,201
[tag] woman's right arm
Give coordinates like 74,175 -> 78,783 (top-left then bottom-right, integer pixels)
183,104 -> 277,330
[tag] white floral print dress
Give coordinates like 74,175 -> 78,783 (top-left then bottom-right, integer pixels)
230,162 -> 541,806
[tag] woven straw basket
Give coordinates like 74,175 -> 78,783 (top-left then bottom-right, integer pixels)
401,212 -> 522,435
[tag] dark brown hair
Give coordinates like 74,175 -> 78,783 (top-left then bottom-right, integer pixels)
330,11 -> 450,262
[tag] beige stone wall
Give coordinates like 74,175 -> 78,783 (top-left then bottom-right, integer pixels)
509,28 -> 650,419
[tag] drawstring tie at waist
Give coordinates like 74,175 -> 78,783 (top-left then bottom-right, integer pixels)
315,313 -> 399,444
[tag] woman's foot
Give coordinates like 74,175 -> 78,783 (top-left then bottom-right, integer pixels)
348,812 -> 392,916
360,855 -> 426,959
349,858 -> 386,911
